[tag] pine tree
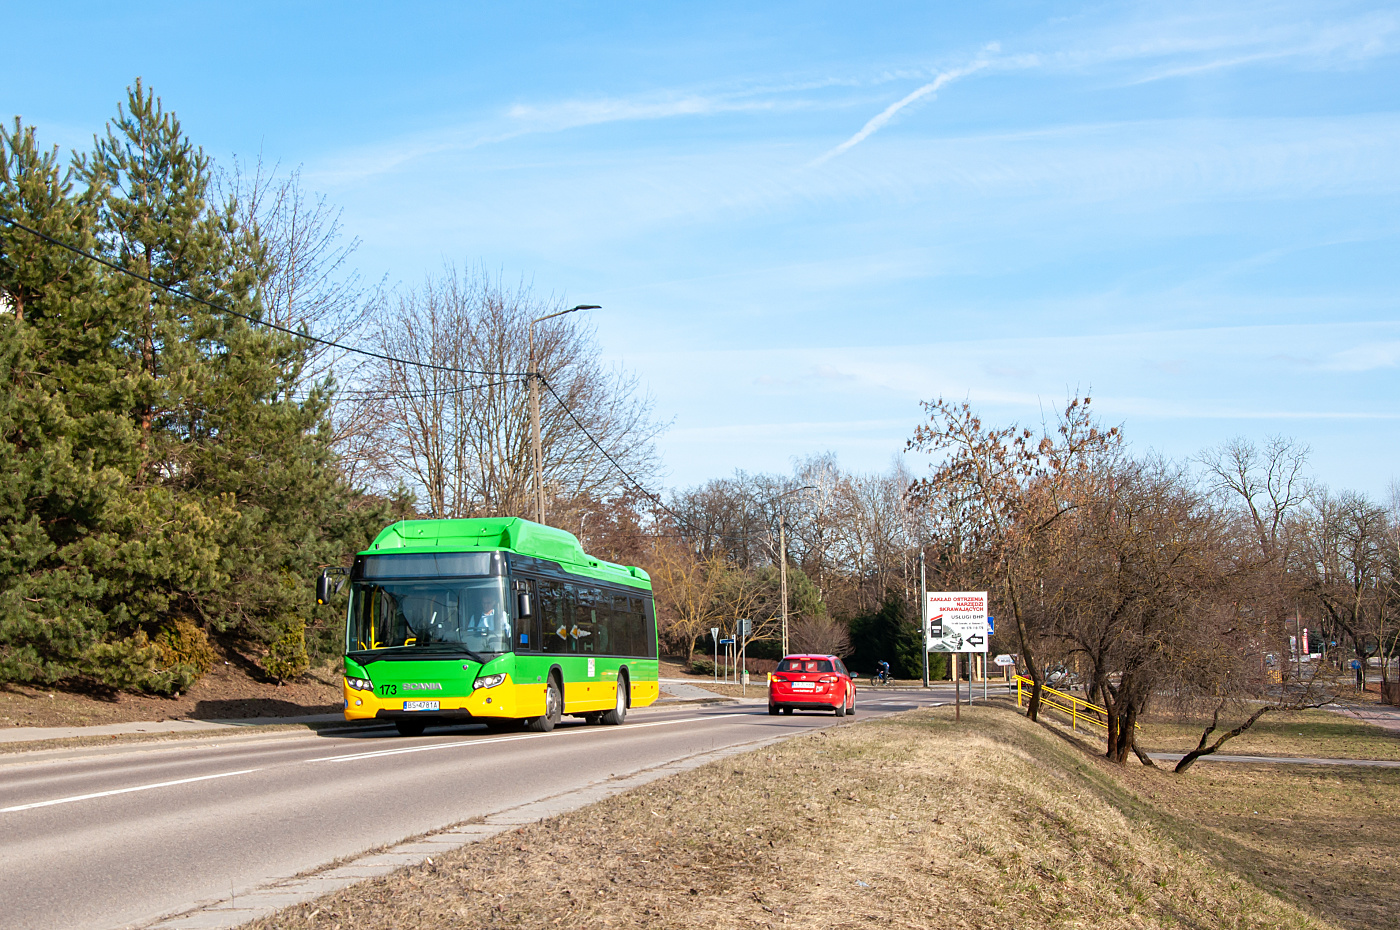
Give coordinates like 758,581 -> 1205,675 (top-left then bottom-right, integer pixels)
1,85 -> 388,692
0,117 -> 130,683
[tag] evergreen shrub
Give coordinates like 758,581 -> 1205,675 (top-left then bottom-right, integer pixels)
263,621 -> 310,683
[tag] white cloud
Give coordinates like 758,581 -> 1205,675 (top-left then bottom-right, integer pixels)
1324,341 -> 1400,372
504,93 -> 789,134
809,60 -> 991,165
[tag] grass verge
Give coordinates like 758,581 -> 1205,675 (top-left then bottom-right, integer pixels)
1136,708 -> 1400,761
249,704 -> 1359,930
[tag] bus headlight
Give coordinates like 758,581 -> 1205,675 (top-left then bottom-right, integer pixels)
345,676 -> 374,692
473,673 -> 506,690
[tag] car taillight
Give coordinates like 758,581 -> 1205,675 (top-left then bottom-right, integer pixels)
771,674 -> 786,683
819,675 -> 837,683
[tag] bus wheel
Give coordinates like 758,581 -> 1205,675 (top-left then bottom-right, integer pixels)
528,677 -> 562,732
601,675 -> 629,725
394,718 -> 427,737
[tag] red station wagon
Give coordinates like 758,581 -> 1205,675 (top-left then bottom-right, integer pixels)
768,654 -> 856,717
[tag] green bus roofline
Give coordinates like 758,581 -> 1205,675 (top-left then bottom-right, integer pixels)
363,517 -> 650,586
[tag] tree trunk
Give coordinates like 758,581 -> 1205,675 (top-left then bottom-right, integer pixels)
1174,706 -> 1272,774
1110,701 -> 1138,765
1101,684 -> 1120,760
1005,570 -> 1043,721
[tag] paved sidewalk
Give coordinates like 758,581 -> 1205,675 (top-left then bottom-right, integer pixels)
1327,702 -> 1400,733
657,678 -> 734,701
1148,751 -> 1400,768
0,713 -> 354,745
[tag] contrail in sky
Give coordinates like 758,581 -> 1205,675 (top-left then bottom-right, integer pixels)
810,60 -> 991,165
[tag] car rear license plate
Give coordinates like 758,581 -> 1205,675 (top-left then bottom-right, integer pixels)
791,682 -> 814,690
403,700 -> 439,711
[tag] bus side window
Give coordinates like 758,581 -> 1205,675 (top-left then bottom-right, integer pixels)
590,590 -> 614,655
600,593 -> 626,656
574,584 -> 602,653
540,582 -> 574,652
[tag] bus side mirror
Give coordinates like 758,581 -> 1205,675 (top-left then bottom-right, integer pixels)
316,568 -> 348,606
517,592 -> 533,618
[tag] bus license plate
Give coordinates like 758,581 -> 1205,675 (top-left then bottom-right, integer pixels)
403,700 -> 439,711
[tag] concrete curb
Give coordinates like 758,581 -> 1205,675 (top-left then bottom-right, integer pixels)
134,731 -> 792,930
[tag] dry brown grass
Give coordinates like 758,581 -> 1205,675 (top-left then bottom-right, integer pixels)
250,705 -> 1342,930
1128,761 -> 1400,930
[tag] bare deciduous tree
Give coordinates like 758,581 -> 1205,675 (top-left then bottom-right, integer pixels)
366,267 -> 662,520
907,396 -> 1121,722
1302,487 -> 1391,684
647,541 -> 737,662
220,157 -> 387,486
790,613 -> 851,657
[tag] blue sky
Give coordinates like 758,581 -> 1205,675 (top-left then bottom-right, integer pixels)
5,1 -> 1399,494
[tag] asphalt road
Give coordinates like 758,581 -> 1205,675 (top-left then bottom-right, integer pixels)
0,688 -> 954,930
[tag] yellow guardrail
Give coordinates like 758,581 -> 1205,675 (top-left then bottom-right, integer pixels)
1014,675 -> 1136,732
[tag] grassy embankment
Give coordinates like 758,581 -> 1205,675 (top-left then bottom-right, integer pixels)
250,702 -> 1399,930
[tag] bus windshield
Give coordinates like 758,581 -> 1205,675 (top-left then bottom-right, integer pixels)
347,577 -> 511,659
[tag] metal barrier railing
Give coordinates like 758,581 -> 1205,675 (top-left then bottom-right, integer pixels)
1014,675 -> 1127,732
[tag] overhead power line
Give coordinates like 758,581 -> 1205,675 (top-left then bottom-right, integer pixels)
5,215 -> 792,547
541,379 -> 809,548
286,377 -> 530,404
539,376 -> 756,545
0,214 -> 525,379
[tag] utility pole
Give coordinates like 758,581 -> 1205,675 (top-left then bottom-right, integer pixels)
920,549 -> 928,688
528,304 -> 598,524
757,485 -> 811,657
954,653 -> 961,722
779,512 -> 789,657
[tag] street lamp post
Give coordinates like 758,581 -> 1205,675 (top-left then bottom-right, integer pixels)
920,548 -> 928,688
779,512 -> 788,656
528,304 -> 598,525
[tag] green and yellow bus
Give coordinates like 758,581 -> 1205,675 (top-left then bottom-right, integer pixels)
324,517 -> 660,736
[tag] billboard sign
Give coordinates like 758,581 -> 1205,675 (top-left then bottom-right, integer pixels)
925,591 -> 988,653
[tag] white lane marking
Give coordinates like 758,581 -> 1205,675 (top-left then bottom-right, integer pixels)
0,709 -> 777,813
0,768 -> 260,814
305,712 -> 745,765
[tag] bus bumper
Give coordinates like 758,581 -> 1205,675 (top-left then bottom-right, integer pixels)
342,676 -> 538,722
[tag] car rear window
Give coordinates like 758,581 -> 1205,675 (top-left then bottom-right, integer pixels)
779,658 -> 833,673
